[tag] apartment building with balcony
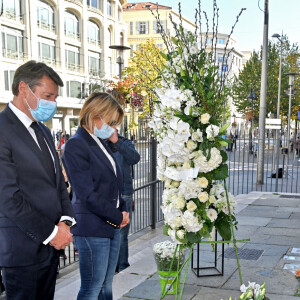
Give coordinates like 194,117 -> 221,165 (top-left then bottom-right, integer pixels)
0,0 -> 128,134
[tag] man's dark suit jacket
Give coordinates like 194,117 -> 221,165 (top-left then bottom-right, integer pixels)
62,126 -> 127,238
0,105 -> 75,267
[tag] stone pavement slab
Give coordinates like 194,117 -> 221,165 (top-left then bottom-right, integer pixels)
253,197 -> 300,207
238,205 -> 291,218
236,216 -> 272,227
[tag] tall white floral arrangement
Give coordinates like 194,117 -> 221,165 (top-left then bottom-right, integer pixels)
147,5 -> 246,245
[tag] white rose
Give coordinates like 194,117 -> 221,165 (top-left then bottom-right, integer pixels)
207,208 -> 218,222
186,200 -> 197,212
177,229 -> 186,240
186,140 -> 197,150
198,177 -> 208,188
209,195 -> 216,204
198,191 -> 209,203
200,113 -> 210,124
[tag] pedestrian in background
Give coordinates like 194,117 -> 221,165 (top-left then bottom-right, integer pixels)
0,60 -> 75,300
107,131 -> 140,272
295,136 -> 300,158
62,92 -> 129,300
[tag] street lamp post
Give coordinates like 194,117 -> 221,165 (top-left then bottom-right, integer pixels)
285,73 -> 298,150
284,72 -> 298,178
109,45 -> 131,79
272,33 -> 283,119
247,89 -> 258,154
271,33 -> 283,177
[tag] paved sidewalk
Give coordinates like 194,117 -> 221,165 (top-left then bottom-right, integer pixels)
53,192 -> 300,300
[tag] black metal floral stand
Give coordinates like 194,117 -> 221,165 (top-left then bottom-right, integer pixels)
191,230 -> 224,277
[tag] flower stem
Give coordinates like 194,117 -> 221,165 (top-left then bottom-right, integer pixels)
179,246 -> 193,300
161,244 -> 179,297
161,245 -> 192,299
223,179 -> 243,285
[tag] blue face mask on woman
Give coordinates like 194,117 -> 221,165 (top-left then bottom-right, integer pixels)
25,86 -> 57,122
94,123 -> 115,139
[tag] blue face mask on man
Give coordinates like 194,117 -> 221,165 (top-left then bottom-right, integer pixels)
25,86 -> 57,122
94,122 -> 115,139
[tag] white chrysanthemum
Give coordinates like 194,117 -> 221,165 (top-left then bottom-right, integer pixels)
200,113 -> 210,124
206,124 -> 220,140
207,208 -> 217,222
186,200 -> 197,212
181,210 -> 203,232
198,177 -> 208,188
198,191 -> 209,203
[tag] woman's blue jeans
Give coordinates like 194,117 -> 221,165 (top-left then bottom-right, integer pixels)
74,229 -> 120,300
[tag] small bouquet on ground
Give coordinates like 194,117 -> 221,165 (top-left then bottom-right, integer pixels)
225,282 -> 269,300
153,241 -> 185,295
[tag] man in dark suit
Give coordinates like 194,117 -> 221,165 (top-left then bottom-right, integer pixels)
0,61 -> 75,300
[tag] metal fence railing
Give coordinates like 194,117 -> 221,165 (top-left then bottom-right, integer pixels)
225,129 -> 300,195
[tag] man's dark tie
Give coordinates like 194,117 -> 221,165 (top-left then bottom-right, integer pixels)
30,122 -> 56,182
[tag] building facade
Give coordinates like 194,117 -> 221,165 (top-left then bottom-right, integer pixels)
122,2 -> 196,57
0,0 -> 128,134
204,33 -> 246,131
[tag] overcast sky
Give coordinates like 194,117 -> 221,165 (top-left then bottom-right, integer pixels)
130,0 -> 300,52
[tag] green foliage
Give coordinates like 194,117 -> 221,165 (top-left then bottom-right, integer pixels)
215,211 -> 232,241
232,36 -> 300,122
213,164 -> 229,180
186,231 -> 202,243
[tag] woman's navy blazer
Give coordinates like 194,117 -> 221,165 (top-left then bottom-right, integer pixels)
62,126 -> 127,238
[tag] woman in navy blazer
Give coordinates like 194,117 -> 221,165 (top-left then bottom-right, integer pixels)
62,92 -> 129,300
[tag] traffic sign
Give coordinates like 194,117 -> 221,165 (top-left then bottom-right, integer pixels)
265,118 -> 281,130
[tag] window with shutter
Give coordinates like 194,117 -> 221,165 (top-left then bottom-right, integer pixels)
136,22 -> 139,34
153,21 -> 157,34
139,21 -> 146,34
130,22 -> 133,35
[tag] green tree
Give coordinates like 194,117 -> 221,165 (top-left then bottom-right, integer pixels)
122,39 -> 165,117
232,36 -> 300,124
